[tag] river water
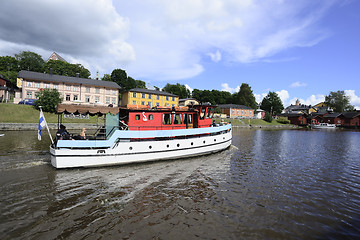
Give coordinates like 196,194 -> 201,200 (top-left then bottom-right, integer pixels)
0,128 -> 359,239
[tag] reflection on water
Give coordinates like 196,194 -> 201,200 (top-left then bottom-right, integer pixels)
0,129 -> 360,239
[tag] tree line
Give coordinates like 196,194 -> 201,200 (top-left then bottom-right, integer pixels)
1,51 -> 354,114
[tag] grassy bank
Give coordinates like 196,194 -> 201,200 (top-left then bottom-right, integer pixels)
0,104 -> 98,123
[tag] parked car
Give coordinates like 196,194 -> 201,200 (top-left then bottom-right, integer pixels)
18,99 -> 37,105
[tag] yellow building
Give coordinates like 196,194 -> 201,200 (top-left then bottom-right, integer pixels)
122,88 -> 179,108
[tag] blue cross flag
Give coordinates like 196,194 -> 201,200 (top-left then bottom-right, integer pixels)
38,109 -> 46,141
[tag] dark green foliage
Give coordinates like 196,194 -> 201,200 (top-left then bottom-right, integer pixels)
109,69 -> 145,93
264,112 -> 272,123
192,89 -> 233,105
236,83 -> 257,109
35,89 -> 63,113
260,92 -> 284,115
15,51 -> 45,72
325,90 -> 354,112
162,83 -> 191,99
43,60 -> 90,78
0,56 -> 20,83
276,117 -> 290,124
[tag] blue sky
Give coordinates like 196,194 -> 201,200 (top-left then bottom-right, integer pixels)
0,0 -> 359,108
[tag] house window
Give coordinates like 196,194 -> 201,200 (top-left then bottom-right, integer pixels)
95,88 -> 100,94
73,95 -> 78,101
141,101 -> 145,105
34,82 -> 40,88
132,100 -> 136,105
44,83 -> 50,88
148,94 -> 152,99
132,92 -> 136,97
66,94 -> 71,101
26,82 -> 33,87
156,95 -> 160,100
85,87 -> 90,93
166,96 -> 169,101
172,104 -> 175,107
53,84 -> 58,89
112,90 -> 117,95
95,96 -> 100,103
106,97 -> 110,104
66,85 -> 71,91
112,98 -> 116,105
147,102 -> 151,107
142,93 -> 146,98
106,89 -> 110,95
26,91 -> 32,98
85,95 -> 90,103
172,97 -> 175,101
73,86 -> 79,92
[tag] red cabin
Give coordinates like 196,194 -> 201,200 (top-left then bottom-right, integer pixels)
120,105 -> 217,131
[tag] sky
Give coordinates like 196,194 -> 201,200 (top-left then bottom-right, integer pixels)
0,0 -> 359,109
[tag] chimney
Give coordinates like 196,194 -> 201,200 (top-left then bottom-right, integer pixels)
49,68 -> 53,75
76,73 -> 80,78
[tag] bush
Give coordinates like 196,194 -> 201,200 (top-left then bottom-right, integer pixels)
276,117 -> 290,124
264,112 -> 272,123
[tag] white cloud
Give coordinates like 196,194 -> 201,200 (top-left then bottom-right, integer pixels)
221,83 -> 240,93
276,90 -> 290,104
0,0 -> 339,80
345,90 -> 360,109
290,81 -> 308,88
207,50 -> 222,62
254,93 -> 268,104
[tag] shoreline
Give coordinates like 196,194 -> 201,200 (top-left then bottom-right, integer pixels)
0,122 -> 300,131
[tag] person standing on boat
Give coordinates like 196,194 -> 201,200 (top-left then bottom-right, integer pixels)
80,128 -> 87,140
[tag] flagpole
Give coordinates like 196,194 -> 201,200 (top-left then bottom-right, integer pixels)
39,106 -> 54,144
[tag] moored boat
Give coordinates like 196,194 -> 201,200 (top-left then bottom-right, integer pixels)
50,104 -> 232,168
311,123 -> 336,129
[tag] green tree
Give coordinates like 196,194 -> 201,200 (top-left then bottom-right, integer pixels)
35,89 -> 63,113
162,83 -> 191,99
43,60 -> 91,78
264,112 -> 273,123
15,51 -> 45,72
0,56 -> 19,83
260,91 -> 284,115
325,90 -> 354,112
101,74 -> 111,81
236,83 -> 257,109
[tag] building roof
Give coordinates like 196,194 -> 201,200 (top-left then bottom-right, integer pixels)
179,98 -> 198,101
18,70 -> 120,89
218,104 -> 253,109
340,112 -> 360,118
47,52 -> 67,62
323,112 -> 342,118
129,88 -> 178,97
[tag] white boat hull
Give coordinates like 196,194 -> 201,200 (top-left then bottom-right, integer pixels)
311,123 -> 336,129
51,126 -> 232,168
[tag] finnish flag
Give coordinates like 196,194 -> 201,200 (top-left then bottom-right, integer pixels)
38,110 -> 46,141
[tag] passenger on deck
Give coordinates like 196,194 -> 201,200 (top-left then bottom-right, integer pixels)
80,128 -> 87,140
56,124 -> 71,140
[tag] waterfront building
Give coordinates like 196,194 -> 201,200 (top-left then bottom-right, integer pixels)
179,98 -> 200,106
0,75 -> 20,103
121,88 -> 179,108
15,70 -> 120,107
218,104 -> 254,118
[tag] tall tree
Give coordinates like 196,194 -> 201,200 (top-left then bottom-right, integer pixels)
162,83 -> 191,99
236,83 -> 257,109
15,51 -> 45,72
34,89 -> 63,113
325,90 -> 354,112
260,91 -> 284,115
0,56 -> 19,83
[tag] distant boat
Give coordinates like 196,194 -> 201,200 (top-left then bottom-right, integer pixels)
0,134 -> 4,137
311,123 -> 336,129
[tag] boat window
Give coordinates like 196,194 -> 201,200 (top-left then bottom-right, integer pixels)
173,114 -> 182,124
149,114 -> 153,120
184,114 -> 187,124
163,114 -> 172,125
210,108 -> 215,118
135,114 -> 140,120
206,108 -> 211,118
200,108 -> 206,119
188,114 -> 193,124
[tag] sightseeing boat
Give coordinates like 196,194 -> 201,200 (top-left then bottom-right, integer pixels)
311,123 -> 337,129
50,104 -> 232,168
